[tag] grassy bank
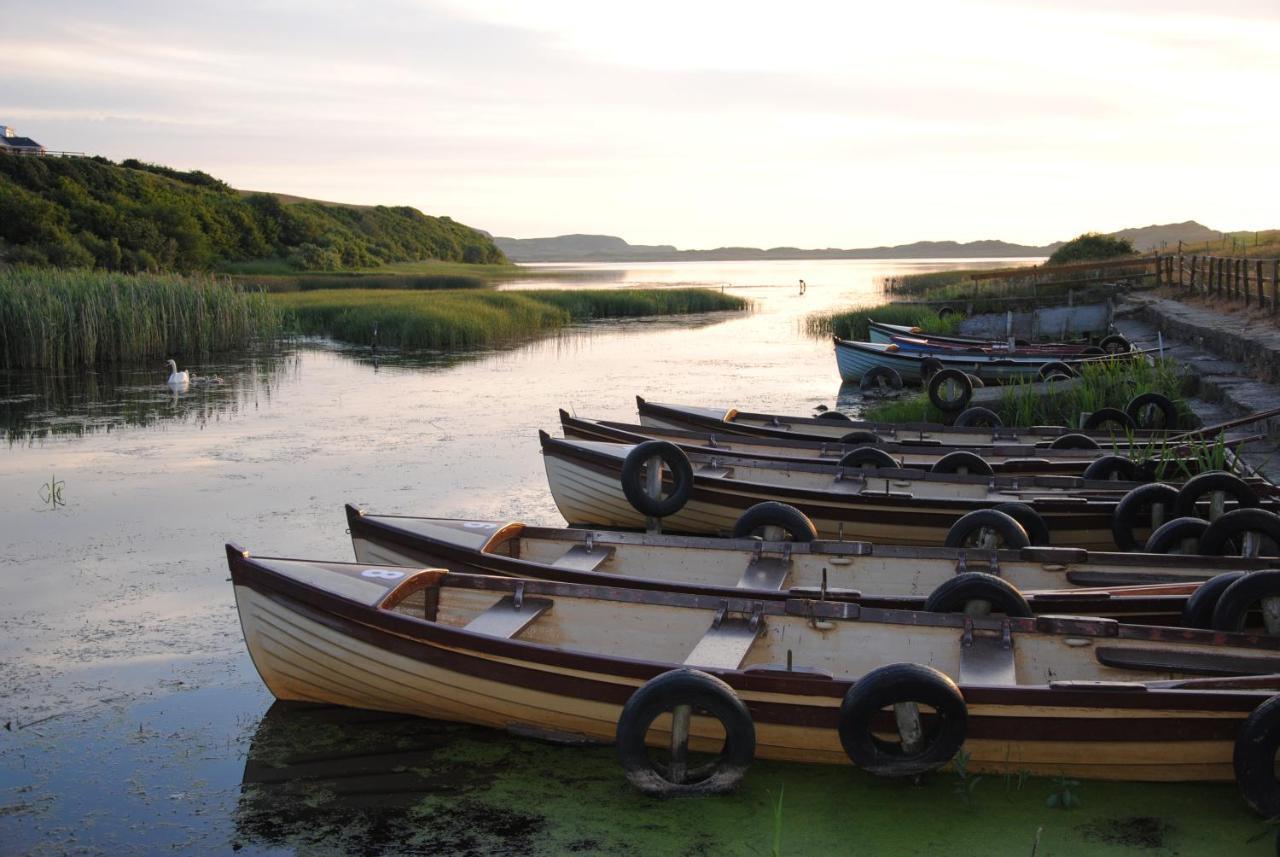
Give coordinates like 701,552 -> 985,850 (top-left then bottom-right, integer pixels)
273,287 -> 749,349
863,358 -> 1191,428
0,267 -> 282,369
227,260 -> 586,293
805,302 -> 962,341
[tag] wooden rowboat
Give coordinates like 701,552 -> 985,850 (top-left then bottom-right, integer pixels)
868,320 -> 1099,352
835,337 -> 1148,384
636,397 -> 1176,448
345,505 -> 1280,625
560,411 -> 1216,477
227,544 -> 1280,810
541,433 -> 1151,549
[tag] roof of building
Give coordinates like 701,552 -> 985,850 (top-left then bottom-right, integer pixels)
0,136 -> 43,149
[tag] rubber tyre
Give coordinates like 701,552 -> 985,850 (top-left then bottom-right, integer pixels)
817,410 -> 853,421
839,430 -> 881,445
991,502 -> 1051,547
1044,373 -> 1073,383
1080,346 -> 1106,357
1235,695 -> 1280,817
1111,483 -> 1180,551
920,357 -> 945,383
1180,572 -> 1247,629
966,373 -> 985,389
1082,455 -> 1142,482
1083,408 -> 1137,432
1038,361 -> 1076,381
1143,516 -> 1210,554
927,369 -> 973,413
620,441 -> 694,519
1175,471 -> 1260,518
838,663 -> 967,777
616,669 -> 756,796
839,447 -> 899,470
1049,433 -> 1100,451
944,509 -> 1031,550
730,501 -> 818,543
923,572 -> 1032,617
932,451 -> 994,476
1199,509 -> 1280,557
859,367 -> 904,392
1100,334 -> 1130,354
953,407 -> 1003,428
1211,570 -> 1280,632
1126,393 -> 1179,431
937,305 -> 958,320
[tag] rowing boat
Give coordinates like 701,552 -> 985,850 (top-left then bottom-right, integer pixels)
540,433 -> 1141,549
227,544 -> 1280,810
867,320 -> 1101,353
560,411 -> 1216,477
345,505 -> 1280,624
834,337 -> 1141,384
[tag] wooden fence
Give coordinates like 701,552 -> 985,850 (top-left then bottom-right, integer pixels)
1159,250 -> 1280,313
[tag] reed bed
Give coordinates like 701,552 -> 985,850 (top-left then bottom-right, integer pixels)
235,273 -> 487,293
0,267 -> 282,370
804,302 -> 961,341
863,358 -> 1190,429
273,287 -> 748,349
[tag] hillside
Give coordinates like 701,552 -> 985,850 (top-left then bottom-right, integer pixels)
493,221 -> 1228,263
0,156 -> 505,273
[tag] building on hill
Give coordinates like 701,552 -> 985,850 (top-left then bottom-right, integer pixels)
0,125 -> 45,155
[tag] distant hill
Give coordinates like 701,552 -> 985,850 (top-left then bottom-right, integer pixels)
0,156 -> 505,272
494,221 -> 1227,263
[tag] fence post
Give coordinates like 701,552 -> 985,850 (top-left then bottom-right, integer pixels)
1274,259 -> 1279,316
1213,257 -> 1220,295
1190,256 -> 1198,292
1258,259 -> 1266,308
1244,258 -> 1251,307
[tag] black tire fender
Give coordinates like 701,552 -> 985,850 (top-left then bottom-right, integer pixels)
1100,334 -> 1130,354
920,357 -> 945,383
1083,407 -> 1137,432
817,410 -> 853,421
944,509 -> 1031,550
730,501 -> 818,543
1199,509 -> 1280,558
620,441 -> 694,519
859,367 -> 904,392
923,572 -> 1033,617
1038,361 -> 1076,381
616,669 -> 756,796
1175,471 -> 1260,518
1126,392 -> 1179,430
839,446 -> 899,470
932,451 -> 994,476
1211,570 -> 1280,633
838,663 -> 967,776
1111,483 -> 1180,551
991,502 -> 1051,547
953,407 -> 1003,428
927,369 -> 973,413
1234,694 -> 1280,817
1049,433 -> 1100,451
1083,455 -> 1142,482
1143,516 -> 1210,554
1180,572 -> 1247,629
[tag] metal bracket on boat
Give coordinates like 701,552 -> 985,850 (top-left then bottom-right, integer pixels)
513,581 -> 525,610
711,602 -> 728,629
988,552 -> 1001,576
707,434 -> 720,448
709,600 -> 765,631
584,532 -> 594,553
954,553 -> 968,575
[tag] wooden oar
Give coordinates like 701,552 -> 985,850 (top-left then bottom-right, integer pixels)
1168,407 -> 1280,442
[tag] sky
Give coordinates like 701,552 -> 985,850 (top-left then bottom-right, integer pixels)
1,0 -> 1277,248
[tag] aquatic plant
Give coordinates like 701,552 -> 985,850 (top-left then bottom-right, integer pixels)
0,267 -> 283,369
804,302 -> 962,341
274,287 -> 749,349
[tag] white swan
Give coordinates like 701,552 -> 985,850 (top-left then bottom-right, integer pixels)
165,359 -> 190,386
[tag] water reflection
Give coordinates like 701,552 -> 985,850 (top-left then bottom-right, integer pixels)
1,349 -> 296,443
236,702 -> 547,855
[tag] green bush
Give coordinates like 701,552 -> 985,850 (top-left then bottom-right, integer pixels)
1047,233 -> 1137,266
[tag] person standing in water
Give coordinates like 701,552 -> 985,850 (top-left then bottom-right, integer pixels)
798,279 -> 806,295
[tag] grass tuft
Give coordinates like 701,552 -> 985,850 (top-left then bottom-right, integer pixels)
805,303 -> 961,341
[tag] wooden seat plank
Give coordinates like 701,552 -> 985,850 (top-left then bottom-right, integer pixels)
959,632 -> 1017,685
684,617 -> 761,670
1095,645 -> 1280,677
550,544 -> 615,573
737,557 -> 790,591
464,596 -> 553,639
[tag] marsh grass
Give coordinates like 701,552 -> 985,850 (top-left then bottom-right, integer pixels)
0,267 -> 283,369
805,303 -> 962,341
273,287 -> 749,349
863,358 -> 1190,430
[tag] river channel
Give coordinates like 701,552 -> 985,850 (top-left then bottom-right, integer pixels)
1,258 -> 1270,855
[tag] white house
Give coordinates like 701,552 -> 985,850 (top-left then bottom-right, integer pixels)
0,125 -> 46,155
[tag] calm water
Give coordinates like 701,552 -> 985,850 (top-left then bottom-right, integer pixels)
2,258 -> 1269,855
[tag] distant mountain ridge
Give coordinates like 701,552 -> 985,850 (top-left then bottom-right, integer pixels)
494,221 -> 1222,263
